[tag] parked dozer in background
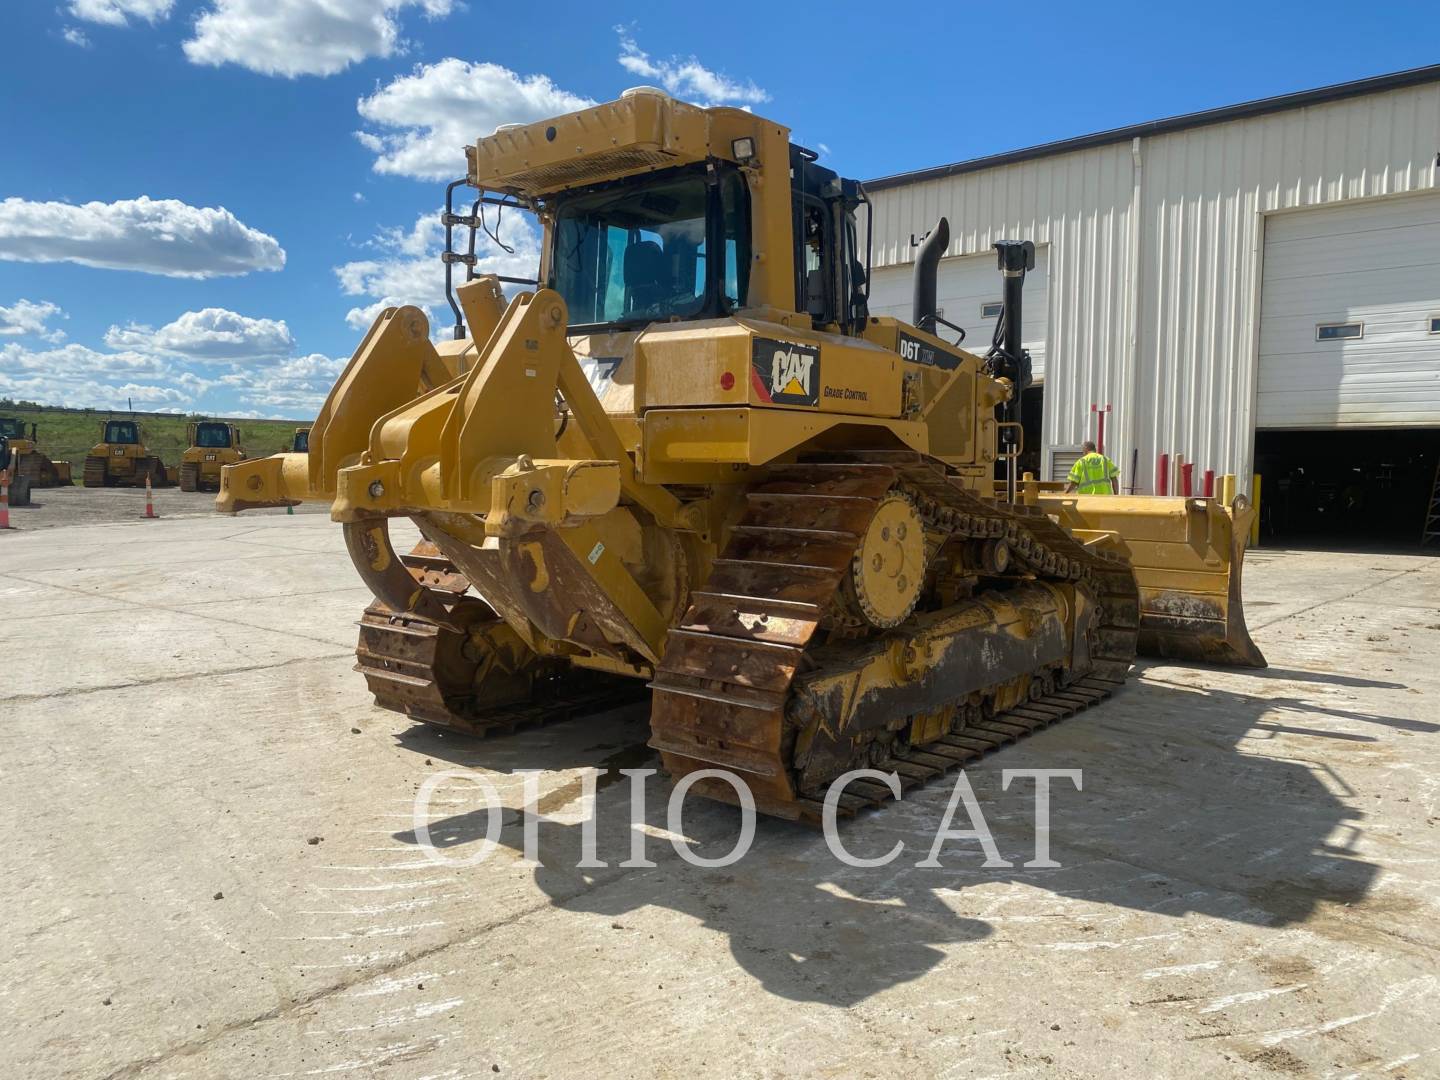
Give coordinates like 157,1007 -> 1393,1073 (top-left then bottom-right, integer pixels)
179,421 -> 245,492
0,417 -> 72,487
219,90 -> 1263,821
83,419 -> 174,489
0,426 -> 33,506
291,427 -> 309,454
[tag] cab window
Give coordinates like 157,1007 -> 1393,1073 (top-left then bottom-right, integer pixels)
105,421 -> 139,444
794,198 -> 831,322
195,423 -> 231,448
551,167 -> 749,329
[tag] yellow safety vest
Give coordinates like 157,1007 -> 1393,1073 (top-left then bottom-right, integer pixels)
1069,452 -> 1118,495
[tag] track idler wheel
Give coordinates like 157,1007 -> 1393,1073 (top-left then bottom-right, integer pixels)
839,491 -> 926,629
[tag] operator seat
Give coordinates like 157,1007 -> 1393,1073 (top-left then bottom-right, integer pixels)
623,240 -> 666,314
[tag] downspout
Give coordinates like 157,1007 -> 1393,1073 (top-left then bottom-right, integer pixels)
1121,136 -> 1144,492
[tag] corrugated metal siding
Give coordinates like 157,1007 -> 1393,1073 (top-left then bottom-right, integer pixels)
863,83 -> 1440,492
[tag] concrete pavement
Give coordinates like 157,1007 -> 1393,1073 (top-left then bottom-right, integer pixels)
2,514 -> 1438,1078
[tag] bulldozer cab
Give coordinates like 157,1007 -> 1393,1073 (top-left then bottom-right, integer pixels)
103,420 -> 140,445
292,428 -> 309,453
542,141 -> 865,337
191,421 -> 234,449
0,418 -> 25,440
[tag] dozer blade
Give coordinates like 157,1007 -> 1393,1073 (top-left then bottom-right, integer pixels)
1038,494 -> 1266,668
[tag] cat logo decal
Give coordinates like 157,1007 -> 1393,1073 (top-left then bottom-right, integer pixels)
751,338 -> 821,407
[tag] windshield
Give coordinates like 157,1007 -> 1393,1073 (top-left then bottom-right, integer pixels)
0,419 -> 23,438
195,422 -> 231,448
551,168 -> 748,329
105,421 -> 139,444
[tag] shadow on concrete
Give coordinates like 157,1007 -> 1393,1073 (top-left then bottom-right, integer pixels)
1231,666 -> 1410,691
392,674 -> 1416,1007
392,703 -> 653,772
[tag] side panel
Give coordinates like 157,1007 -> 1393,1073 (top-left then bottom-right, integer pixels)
635,317 -> 903,417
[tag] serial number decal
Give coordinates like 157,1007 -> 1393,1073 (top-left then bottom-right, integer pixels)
897,330 -> 963,371
751,338 -> 821,407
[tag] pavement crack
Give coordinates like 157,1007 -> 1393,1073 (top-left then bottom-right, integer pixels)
0,652 -> 354,706
1252,565 -> 1430,631
94,858 -> 668,1080
0,569 -> 360,652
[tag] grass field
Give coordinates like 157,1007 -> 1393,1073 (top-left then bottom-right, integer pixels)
0,402 -> 307,471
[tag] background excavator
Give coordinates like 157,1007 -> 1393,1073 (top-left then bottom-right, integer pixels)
179,421 -> 245,492
219,89 -> 1263,821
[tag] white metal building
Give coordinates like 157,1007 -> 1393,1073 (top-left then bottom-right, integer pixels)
862,65 -> 1440,542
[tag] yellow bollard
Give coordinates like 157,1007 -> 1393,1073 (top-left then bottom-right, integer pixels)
1021,471 -> 1039,506
1250,473 -> 1262,546
1220,473 -> 1237,507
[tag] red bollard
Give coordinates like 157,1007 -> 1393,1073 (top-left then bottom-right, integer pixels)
144,472 -> 157,519
1181,462 -> 1194,497
1203,469 -> 1215,498
1156,453 -> 1169,497
0,470 -> 11,530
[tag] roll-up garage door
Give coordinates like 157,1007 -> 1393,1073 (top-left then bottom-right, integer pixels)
1257,193 -> 1440,429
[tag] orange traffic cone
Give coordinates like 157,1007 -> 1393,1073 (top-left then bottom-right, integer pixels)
0,470 -> 12,531
144,472 -> 157,519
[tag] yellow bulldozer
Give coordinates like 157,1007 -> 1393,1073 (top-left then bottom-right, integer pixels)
179,420 -> 245,492
219,90 -> 1263,821
83,419 -> 175,489
0,417 -> 72,489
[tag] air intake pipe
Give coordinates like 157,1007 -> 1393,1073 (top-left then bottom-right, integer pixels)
992,239 -> 1036,505
912,217 -> 950,331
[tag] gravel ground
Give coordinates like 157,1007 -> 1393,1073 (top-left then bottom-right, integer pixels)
3,482 -> 329,529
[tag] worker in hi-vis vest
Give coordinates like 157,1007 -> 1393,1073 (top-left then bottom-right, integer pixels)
1066,440 -> 1120,495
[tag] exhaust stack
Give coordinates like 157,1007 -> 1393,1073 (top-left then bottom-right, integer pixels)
912,218 -> 949,330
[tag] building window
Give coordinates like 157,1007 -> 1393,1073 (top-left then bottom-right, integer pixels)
981,301 -> 1003,319
1316,322 -> 1363,341
1429,316 -> 1440,334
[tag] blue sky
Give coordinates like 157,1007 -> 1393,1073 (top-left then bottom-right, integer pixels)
1,0 -> 1436,418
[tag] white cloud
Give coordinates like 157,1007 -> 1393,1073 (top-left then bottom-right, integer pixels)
0,304 -> 332,414
0,299 -> 68,344
184,0 -> 455,79
62,26 -> 93,47
0,341 -> 210,410
0,196 -> 284,279
615,30 -> 768,107
356,59 -> 595,180
335,209 -> 540,332
68,0 -> 174,26
104,308 -> 294,362
218,352 -> 344,414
